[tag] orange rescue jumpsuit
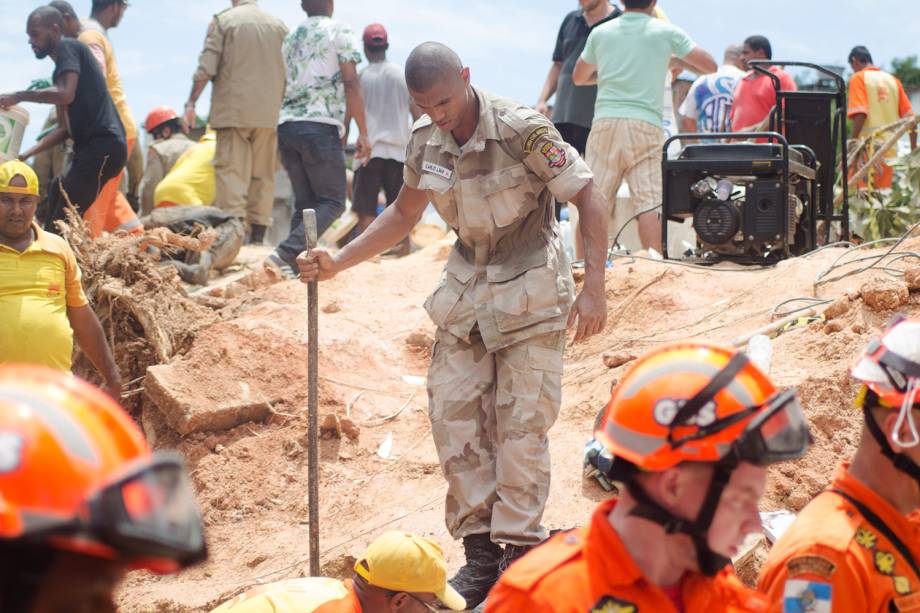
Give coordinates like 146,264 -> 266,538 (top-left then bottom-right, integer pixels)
758,464 -> 920,612
486,498 -> 769,612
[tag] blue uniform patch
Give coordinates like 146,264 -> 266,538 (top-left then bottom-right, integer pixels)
782,579 -> 832,612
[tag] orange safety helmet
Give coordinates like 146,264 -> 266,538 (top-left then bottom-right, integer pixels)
145,106 -> 180,134
594,342 -> 810,576
596,342 -> 807,472
0,365 -> 206,572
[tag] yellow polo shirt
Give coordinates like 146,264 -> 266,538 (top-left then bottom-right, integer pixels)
0,223 -> 88,370
153,133 -> 217,208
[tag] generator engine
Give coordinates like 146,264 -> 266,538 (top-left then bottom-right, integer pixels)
689,176 -> 805,257
662,138 -> 818,262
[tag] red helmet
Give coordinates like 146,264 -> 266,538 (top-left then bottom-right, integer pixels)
0,365 -> 206,572
145,106 -> 180,134
596,342 -> 809,471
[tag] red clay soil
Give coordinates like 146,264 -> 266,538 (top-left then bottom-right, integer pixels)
118,239 -> 920,611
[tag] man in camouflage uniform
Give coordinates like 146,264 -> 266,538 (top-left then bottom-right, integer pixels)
297,42 -> 609,608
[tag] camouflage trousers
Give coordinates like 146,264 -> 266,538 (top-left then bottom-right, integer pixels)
428,327 -> 565,546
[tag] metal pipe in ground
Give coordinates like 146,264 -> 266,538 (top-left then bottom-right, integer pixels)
303,209 -> 320,576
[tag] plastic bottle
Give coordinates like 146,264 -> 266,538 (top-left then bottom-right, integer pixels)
559,220 -> 575,262
0,106 -> 29,163
747,334 -> 773,374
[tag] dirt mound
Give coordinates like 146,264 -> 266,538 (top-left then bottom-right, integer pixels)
118,241 -> 920,611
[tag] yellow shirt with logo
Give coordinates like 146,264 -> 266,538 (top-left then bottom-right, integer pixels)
0,224 -> 88,371
154,133 -> 217,208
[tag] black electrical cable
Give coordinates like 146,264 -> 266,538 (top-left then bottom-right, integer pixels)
606,204 -> 663,262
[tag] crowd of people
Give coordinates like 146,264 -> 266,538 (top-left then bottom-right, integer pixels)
1,0 -> 920,611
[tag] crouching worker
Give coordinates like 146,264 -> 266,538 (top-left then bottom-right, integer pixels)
142,206 -> 245,286
759,317 -> 920,613
487,342 -> 811,612
0,365 -> 208,613
0,161 -> 122,397
211,531 -> 466,612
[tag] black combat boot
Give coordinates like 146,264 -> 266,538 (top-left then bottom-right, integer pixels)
497,544 -> 533,574
448,534 -> 502,609
248,224 -> 267,245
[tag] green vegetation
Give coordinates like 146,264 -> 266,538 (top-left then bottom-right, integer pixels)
892,55 -> 920,91
849,147 -> 920,241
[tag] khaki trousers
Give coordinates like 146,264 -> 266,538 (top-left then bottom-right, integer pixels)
427,328 -> 565,546
214,127 -> 278,226
572,118 -> 665,250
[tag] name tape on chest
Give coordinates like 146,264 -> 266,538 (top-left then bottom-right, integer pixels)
422,161 -> 453,181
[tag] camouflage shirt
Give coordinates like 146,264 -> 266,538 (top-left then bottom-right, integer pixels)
404,88 -> 593,352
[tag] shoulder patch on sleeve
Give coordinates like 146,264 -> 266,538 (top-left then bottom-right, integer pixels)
786,555 -> 837,579
782,579 -> 832,613
523,126 -> 550,153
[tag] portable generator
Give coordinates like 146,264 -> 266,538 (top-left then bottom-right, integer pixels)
661,62 -> 850,262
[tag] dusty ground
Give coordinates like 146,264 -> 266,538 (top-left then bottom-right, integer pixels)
115,237 -> 920,612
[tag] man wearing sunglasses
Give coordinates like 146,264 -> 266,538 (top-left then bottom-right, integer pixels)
211,531 -> 465,612
0,365 -> 207,613
759,317 -> 920,613
486,341 -> 811,612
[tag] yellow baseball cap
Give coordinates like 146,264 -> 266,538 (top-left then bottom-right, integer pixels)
354,532 -> 466,611
0,160 -> 39,197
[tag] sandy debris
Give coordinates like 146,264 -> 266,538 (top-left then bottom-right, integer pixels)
115,240 -> 920,610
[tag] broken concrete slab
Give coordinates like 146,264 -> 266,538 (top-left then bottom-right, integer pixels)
144,301 -> 309,435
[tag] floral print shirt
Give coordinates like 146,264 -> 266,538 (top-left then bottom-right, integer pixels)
279,16 -> 362,135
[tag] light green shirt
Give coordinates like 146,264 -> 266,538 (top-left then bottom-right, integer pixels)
581,12 -> 695,127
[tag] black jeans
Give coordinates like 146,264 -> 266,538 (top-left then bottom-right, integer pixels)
275,121 -> 346,268
44,135 -> 126,230
553,123 -> 591,221
352,157 -> 404,216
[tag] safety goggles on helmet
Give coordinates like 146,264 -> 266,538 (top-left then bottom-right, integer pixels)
855,319 -> 920,449
668,353 -> 811,466
43,452 -> 206,570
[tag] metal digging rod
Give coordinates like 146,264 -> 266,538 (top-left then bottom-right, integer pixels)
303,209 -> 320,577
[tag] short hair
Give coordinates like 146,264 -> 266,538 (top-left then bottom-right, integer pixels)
744,35 -> 773,60
48,0 -> 77,18
152,118 -> 182,139
92,0 -> 126,11
405,42 -> 463,93
28,6 -> 63,29
849,46 -> 873,65
724,43 -> 743,63
301,0 -> 329,17
623,0 -> 655,8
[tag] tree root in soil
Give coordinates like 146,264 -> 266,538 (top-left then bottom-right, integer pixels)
56,205 -> 218,411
